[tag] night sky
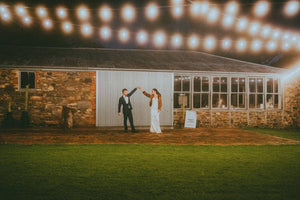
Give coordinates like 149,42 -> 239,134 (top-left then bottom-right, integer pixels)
0,0 -> 299,68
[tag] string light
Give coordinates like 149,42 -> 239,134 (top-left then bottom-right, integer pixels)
62,21 -> 73,34
283,0 -> 299,17
198,1 -> 210,15
236,38 -> 247,52
236,17 -> 248,32
271,29 -> 282,40
282,32 -> 292,41
36,6 -> 48,19
153,31 -> 167,48
204,35 -> 216,51
171,33 -> 183,48
266,40 -> 277,52
248,21 -> 261,36
77,5 -> 90,21
0,4 -> 11,22
225,1 -> 240,15
296,41 -> 300,51
121,4 -> 136,23
22,16 -> 32,25
253,0 -> 270,18
291,34 -> 298,43
261,25 -> 272,38
145,2 -> 159,21
207,7 -> 220,24
15,4 -> 27,17
56,7 -> 67,19
42,19 -> 53,30
99,5 -> 112,22
99,26 -> 112,41
222,14 -> 235,28
136,30 -> 148,45
171,0 -> 184,4
171,5 -> 184,19
251,39 -> 263,52
221,37 -> 232,50
81,23 -> 93,37
188,34 -> 200,49
282,41 -> 292,51
118,28 -> 130,43
0,4 -> 6,13
0,2 -> 299,54
190,1 -> 201,17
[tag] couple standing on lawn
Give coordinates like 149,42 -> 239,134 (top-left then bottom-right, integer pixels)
118,86 -> 162,133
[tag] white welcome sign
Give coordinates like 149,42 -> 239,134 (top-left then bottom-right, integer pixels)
184,110 -> 197,128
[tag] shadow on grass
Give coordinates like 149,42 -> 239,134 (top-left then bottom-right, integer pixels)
244,127 -> 300,141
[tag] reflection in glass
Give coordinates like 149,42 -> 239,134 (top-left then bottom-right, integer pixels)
213,77 -> 219,92
231,78 -> 238,92
202,77 -> 209,91
193,93 -> 200,108
249,94 -> 255,108
257,78 -> 263,92
221,77 -> 227,92
202,93 -> 209,108
249,78 -> 255,92
194,76 -> 201,92
239,94 -> 245,108
239,78 -> 245,92
267,78 -> 273,93
257,94 -> 263,108
182,77 -> 190,91
174,76 -> 181,91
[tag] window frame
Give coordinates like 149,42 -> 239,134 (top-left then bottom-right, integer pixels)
265,76 -> 281,110
173,73 -> 282,111
211,76 -> 228,110
174,75 -> 191,109
248,77 -> 265,110
18,71 -> 36,91
230,77 -> 246,110
192,75 -> 210,109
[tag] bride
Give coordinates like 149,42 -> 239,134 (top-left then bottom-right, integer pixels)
137,87 -> 162,133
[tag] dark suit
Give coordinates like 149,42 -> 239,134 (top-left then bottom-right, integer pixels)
118,88 -> 137,131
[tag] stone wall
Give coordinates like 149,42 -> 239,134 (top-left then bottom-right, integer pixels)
283,76 -> 300,128
0,69 -> 96,127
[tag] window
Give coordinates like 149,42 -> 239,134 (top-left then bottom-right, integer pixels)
266,77 -> 281,109
212,77 -> 228,108
231,77 -> 246,109
193,76 -> 209,108
173,74 -> 282,110
20,72 -> 36,89
174,76 -> 191,108
249,77 -> 264,109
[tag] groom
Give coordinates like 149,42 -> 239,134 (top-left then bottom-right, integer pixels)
118,87 -> 139,133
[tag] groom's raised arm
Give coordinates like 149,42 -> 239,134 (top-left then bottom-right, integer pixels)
128,88 -> 137,97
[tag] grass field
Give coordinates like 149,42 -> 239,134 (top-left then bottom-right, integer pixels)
0,144 -> 299,200
244,128 -> 300,141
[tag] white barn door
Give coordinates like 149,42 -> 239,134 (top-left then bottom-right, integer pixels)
96,71 -> 173,127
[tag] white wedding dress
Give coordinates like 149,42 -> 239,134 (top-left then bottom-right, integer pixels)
150,98 -> 162,133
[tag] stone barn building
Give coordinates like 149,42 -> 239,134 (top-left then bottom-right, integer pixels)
0,46 -> 299,128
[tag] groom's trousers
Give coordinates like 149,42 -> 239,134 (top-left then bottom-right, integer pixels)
123,110 -> 135,131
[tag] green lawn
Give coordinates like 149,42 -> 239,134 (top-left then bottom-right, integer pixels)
245,128 -> 300,141
0,144 -> 299,200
